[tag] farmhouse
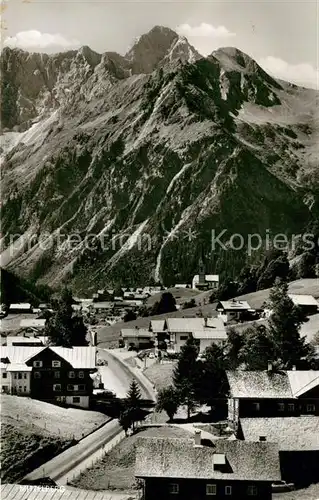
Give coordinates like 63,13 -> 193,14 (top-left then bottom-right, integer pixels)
20,319 -> 46,329
120,328 -> 154,350
0,346 -> 96,408
288,294 -> 319,315
165,317 -> 227,353
8,303 -> 33,314
238,416 -> 319,485
6,336 -> 44,347
226,368 -> 319,426
216,299 -> 252,323
135,433 -> 281,499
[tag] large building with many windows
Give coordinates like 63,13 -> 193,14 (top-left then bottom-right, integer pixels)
1,346 -> 96,408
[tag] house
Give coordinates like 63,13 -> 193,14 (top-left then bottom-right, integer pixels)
135,432 -> 281,499
288,294 -> 319,315
20,319 -> 46,329
226,368 -> 319,427
8,303 -> 33,314
90,302 -> 112,314
238,416 -> 319,485
216,299 -> 252,323
6,336 -> 44,347
165,317 -> 227,353
120,328 -> 154,350
1,346 -> 96,407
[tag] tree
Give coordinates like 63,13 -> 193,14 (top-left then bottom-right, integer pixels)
151,292 -> 176,315
156,386 -> 179,421
124,310 -> 137,322
118,409 -> 132,436
173,335 -> 199,420
225,328 -> 244,369
257,251 -> 289,290
182,298 -> 196,309
196,344 -> 228,413
239,324 -> 276,370
45,288 -> 88,347
125,379 -> 143,432
267,278 -> 312,368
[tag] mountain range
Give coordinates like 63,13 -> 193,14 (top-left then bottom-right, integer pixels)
1,26 -> 318,293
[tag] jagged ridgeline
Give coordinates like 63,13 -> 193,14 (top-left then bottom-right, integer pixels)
1,26 -> 318,292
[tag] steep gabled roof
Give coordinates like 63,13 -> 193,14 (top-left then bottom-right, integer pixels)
135,437 -> 280,481
150,320 -> 166,332
287,370 -> 319,397
1,346 -> 96,369
240,417 -> 319,451
227,370 -> 319,399
226,371 -> 292,398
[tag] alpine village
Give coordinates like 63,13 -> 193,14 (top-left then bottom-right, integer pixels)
1,16 -> 319,500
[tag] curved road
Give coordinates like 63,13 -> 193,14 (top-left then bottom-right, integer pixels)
23,349 -> 156,485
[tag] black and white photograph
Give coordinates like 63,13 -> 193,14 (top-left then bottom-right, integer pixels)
0,0 -> 319,498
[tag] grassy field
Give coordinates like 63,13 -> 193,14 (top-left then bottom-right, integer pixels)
144,361 -> 175,391
71,426 -> 193,491
1,395 -> 109,482
235,278 -> 319,310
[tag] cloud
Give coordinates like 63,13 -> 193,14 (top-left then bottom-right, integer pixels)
176,23 -> 236,39
4,30 -> 81,51
259,56 -> 318,89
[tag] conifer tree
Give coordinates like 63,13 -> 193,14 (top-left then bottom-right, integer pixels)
173,335 -> 199,419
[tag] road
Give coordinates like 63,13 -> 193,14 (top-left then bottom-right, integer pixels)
23,348 -> 156,484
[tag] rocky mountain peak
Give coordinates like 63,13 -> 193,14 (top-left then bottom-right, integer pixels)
125,25 -> 179,73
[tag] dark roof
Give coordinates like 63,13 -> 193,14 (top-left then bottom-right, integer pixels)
226,370 -> 319,399
240,417 -> 319,451
135,437 -> 281,481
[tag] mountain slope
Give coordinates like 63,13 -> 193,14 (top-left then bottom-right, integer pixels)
1,27 -> 318,292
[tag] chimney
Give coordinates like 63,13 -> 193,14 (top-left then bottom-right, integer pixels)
204,317 -> 208,327
259,436 -> 267,442
194,429 -> 201,446
267,361 -> 273,372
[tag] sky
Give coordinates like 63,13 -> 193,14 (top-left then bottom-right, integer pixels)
1,0 -> 318,89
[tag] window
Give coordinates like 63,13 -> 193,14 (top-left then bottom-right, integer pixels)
23,386 -> 27,392
78,384 -> 86,391
225,486 -> 232,496
247,485 -> 258,496
53,384 -> 61,392
288,403 -> 294,412
78,371 -> 84,378
67,384 -> 74,391
14,373 -> 17,379
278,402 -> 285,412
307,404 -> 315,412
18,385 -> 22,391
54,371 -> 60,378
206,484 -> 217,495
68,371 -> 75,378
33,361 -> 43,368
73,397 -> 80,403
180,335 -> 188,341
52,360 -> 61,368
2,373 -> 7,379
18,373 -> 22,379
23,373 -> 27,379
169,483 -> 179,494
252,402 -> 260,411
34,372 -> 41,379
